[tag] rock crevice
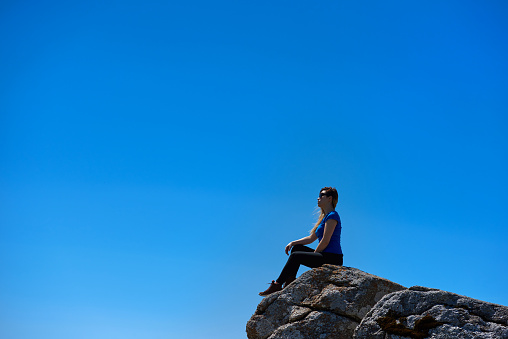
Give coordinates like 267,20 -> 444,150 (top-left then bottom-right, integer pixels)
294,302 -> 362,324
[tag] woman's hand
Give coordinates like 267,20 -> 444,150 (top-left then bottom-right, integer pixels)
285,242 -> 294,255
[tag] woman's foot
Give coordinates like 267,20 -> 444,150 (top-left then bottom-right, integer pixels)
259,280 -> 282,296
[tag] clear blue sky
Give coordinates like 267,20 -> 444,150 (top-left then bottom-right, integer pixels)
1,1 -> 507,338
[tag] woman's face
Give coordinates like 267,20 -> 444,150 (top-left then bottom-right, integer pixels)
317,190 -> 331,207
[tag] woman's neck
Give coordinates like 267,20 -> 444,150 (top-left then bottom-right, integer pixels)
322,206 -> 334,215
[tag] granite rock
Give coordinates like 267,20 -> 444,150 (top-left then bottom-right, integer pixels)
354,286 -> 508,339
246,264 -> 406,339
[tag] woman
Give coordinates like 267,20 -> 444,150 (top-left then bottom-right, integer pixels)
259,187 -> 343,296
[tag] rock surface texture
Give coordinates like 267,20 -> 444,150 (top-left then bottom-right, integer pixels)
355,286 -> 508,339
247,265 -> 508,339
246,265 -> 406,339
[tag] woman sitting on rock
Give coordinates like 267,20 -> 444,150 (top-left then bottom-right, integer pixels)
259,186 -> 343,296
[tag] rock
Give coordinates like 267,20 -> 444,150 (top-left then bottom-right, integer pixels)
248,266 -> 508,338
354,286 -> 508,339
246,264 -> 406,339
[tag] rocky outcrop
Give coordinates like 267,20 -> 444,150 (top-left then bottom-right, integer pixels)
246,265 -> 406,339
247,266 -> 508,339
355,286 -> 508,339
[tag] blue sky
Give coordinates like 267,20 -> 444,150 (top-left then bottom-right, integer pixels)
1,0 -> 507,338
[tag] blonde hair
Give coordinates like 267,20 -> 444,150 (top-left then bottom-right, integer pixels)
310,187 -> 339,235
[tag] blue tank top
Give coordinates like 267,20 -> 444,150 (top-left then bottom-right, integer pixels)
315,211 -> 342,254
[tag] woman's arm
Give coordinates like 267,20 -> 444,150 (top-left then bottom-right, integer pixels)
314,219 -> 338,253
285,233 -> 318,255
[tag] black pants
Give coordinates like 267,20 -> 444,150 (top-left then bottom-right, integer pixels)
276,244 -> 343,284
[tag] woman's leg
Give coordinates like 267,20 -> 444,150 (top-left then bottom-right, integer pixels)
261,248 -> 343,296
259,246 -> 317,296
275,246 -> 326,284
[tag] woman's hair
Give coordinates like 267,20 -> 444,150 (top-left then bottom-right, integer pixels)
310,187 -> 339,235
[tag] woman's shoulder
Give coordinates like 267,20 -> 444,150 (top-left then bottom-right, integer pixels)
326,210 -> 340,221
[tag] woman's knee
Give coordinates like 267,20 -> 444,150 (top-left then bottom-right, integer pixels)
288,250 -> 305,262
